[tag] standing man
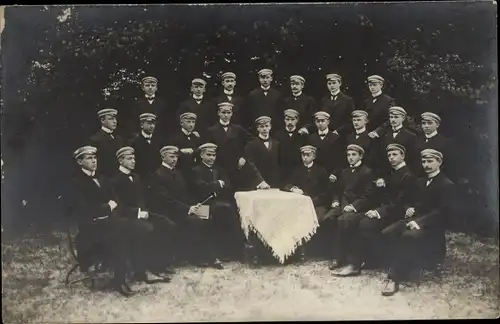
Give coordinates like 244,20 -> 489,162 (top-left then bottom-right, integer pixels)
244,69 -> 283,132
129,113 -> 163,180
215,72 -> 245,126
89,108 -> 124,178
364,75 -> 396,139
178,78 -> 217,135
283,75 -> 317,134
168,112 -> 203,177
345,110 -> 374,169
319,73 -> 355,138
380,149 -> 454,296
307,111 -> 342,176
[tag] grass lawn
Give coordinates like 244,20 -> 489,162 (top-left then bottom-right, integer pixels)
2,228 -> 499,322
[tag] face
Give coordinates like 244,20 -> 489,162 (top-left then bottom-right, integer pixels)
290,80 -> 304,94
101,115 -> 117,130
327,79 -> 341,93
257,122 -> 271,137
422,157 -> 441,174
347,150 -> 363,166
389,113 -> 405,128
162,152 -> 178,167
301,151 -> 315,165
180,118 -> 196,132
201,150 -> 216,166
218,108 -> 233,123
421,119 -> 439,134
368,81 -> 383,94
141,120 -> 156,134
315,118 -> 329,131
387,150 -> 405,167
78,154 -> 97,172
142,81 -> 157,96
120,154 -> 135,170
191,84 -> 206,96
352,116 -> 368,130
259,75 -> 272,87
285,116 -> 298,129
222,78 -> 236,91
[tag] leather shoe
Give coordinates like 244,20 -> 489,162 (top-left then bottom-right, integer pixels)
114,282 -> 137,297
332,264 -> 361,277
381,280 -> 399,296
212,259 -> 224,269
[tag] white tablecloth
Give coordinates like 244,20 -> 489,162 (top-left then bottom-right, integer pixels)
234,189 -> 319,263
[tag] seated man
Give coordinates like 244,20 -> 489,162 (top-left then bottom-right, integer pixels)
190,143 -> 243,262
169,112 -> 203,178
380,149 -> 454,296
148,145 -> 223,269
283,145 -> 329,261
324,144 -> 374,276
110,146 -> 175,282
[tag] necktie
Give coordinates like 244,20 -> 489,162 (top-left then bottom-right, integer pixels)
109,133 -> 115,139
372,96 -> 379,103
426,178 -> 434,187
171,168 -> 176,178
91,175 -> 101,187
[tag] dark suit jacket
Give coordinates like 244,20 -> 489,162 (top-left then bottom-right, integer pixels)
214,93 -> 245,127
307,131 -> 342,174
319,91 -> 355,136
282,93 -> 317,131
89,130 -> 125,178
345,130 -> 374,170
177,97 -> 218,135
168,129 -> 204,173
274,128 -> 307,181
380,127 -> 418,176
129,132 -> 164,180
332,164 -> 374,212
244,137 -> 282,188
415,133 -> 457,179
244,87 -> 283,131
190,163 -> 233,203
283,163 -> 329,207
121,96 -> 169,138
363,93 -> 396,136
110,170 -> 148,219
374,165 -> 416,220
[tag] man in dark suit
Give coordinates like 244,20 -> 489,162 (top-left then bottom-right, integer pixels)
275,109 -> 307,183
148,145 -> 223,269
307,111 -> 343,175
190,143 -> 243,262
206,102 -> 256,191
89,109 -> 124,179
345,110 -> 374,170
282,75 -> 317,134
70,146 -> 142,297
110,147 -> 174,283
319,73 -> 356,138
168,112 -> 203,178
214,72 -> 245,127
380,149 -> 454,296
323,144 -> 374,276
177,78 -> 217,135
244,69 -> 283,133
244,116 -> 281,188
364,75 -> 396,139
128,113 -> 163,180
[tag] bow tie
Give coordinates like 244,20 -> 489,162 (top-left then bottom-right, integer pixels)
220,123 -> 229,127
319,132 -> 328,137
144,135 -> 152,139
259,137 -> 270,142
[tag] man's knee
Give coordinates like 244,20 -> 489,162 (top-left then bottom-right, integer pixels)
338,212 -> 362,229
358,217 -> 383,239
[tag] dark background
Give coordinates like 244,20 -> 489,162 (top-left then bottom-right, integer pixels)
0,3 -> 497,237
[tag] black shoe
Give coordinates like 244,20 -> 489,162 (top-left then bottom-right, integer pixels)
114,282 -> 137,297
328,259 -> 344,270
213,259 -> 224,269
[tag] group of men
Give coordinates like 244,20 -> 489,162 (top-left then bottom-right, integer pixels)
70,69 -> 455,297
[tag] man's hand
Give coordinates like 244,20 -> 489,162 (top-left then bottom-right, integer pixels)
291,187 -> 304,195
180,148 -> 194,154
343,204 -> 356,212
375,178 -> 386,188
188,204 -> 200,215
237,157 -> 246,170
193,131 -> 200,138
365,210 -> 379,219
406,220 -> 420,230
329,174 -> 337,183
257,181 -> 271,190
368,131 -> 379,139
298,127 -> 309,135
405,207 -> 415,218
108,200 -> 117,211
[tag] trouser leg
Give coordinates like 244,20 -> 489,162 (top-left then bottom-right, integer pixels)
336,212 -> 364,265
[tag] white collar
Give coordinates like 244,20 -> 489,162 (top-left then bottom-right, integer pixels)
220,120 -> 230,127
394,161 -> 406,171
119,165 -> 131,175
202,161 -> 214,169
145,94 -> 155,99
425,131 -> 438,139
428,170 -> 440,179
392,125 -> 403,132
101,126 -> 113,134
259,135 -> 270,141
355,127 -> 366,134
181,128 -> 192,136
193,94 -> 203,100
261,86 -> 270,91
304,161 -> 314,168
142,130 -> 152,139
318,129 -> 329,135
350,160 -> 362,168
331,90 -> 340,97
162,162 -> 174,170
286,126 -> 297,133
224,89 -> 234,95
82,168 -> 95,177
372,90 -> 382,97
292,91 -> 303,97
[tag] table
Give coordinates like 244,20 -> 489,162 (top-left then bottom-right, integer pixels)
234,189 -> 319,264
